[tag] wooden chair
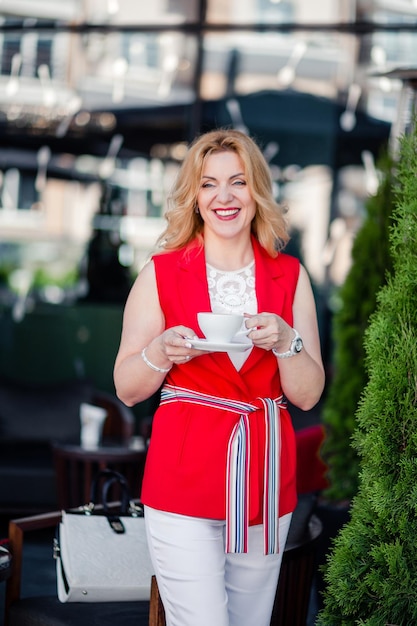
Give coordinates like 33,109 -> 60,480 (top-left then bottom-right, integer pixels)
149,577 -> 166,626
91,389 -> 136,444
4,509 -> 165,626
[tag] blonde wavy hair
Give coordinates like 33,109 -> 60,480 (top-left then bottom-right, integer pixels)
157,128 -> 289,257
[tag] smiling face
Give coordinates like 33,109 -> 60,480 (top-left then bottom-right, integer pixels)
196,150 -> 256,243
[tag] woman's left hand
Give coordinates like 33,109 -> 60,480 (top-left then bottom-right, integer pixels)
244,313 -> 293,353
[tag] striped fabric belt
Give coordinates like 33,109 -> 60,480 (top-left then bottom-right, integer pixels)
160,384 -> 287,555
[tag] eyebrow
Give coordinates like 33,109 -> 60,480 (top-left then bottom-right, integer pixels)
201,172 -> 245,181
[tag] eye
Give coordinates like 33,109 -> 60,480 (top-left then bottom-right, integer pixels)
201,181 -> 215,188
233,179 -> 246,186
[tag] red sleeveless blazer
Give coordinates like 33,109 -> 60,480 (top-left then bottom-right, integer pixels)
140,237 -> 300,523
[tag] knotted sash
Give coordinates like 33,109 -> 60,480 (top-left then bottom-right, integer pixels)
160,385 -> 286,555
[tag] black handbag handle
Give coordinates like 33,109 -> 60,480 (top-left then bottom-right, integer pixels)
89,469 -> 131,514
102,475 -> 131,515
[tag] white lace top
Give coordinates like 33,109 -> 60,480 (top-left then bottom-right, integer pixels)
207,261 -> 257,369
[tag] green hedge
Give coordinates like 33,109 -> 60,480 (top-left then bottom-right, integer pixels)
321,152 -> 394,501
318,126 -> 417,624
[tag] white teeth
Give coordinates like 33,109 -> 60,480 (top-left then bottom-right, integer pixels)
215,209 -> 238,216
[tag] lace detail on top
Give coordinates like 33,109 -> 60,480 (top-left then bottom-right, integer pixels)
207,262 -> 257,371
207,261 -> 257,316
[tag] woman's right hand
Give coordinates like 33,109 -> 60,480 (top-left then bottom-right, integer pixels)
147,326 -> 200,367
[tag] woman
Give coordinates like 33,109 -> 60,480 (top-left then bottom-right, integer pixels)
114,129 -> 325,626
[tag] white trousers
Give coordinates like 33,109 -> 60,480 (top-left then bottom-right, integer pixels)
144,506 -> 292,626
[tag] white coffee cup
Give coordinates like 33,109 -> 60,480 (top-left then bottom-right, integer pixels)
79,403 -> 107,449
197,312 -> 244,343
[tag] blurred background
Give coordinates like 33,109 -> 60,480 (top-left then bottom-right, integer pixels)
0,0 -> 416,419
2,3 -> 417,622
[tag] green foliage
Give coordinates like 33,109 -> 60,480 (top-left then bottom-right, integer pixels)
321,152 -> 395,501
318,127 -> 417,624
0,264 -> 12,285
32,266 -> 79,289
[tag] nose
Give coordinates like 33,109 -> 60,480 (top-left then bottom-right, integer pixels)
216,183 -> 233,203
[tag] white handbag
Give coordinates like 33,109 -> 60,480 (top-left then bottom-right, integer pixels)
54,469 -> 154,603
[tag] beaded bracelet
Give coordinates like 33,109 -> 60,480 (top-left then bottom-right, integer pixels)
141,347 -> 172,373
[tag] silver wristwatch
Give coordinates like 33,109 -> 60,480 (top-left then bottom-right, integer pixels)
272,329 -> 303,359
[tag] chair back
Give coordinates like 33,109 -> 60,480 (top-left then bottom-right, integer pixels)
52,445 -> 146,510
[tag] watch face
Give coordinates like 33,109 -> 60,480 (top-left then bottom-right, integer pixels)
293,338 -> 303,353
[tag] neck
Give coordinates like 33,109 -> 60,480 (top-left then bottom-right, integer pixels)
204,234 -> 254,271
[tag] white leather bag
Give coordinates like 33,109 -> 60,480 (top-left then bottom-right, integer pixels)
55,469 -> 154,603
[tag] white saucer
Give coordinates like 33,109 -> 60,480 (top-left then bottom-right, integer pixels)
189,338 -> 252,353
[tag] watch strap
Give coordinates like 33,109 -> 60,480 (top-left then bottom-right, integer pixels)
272,329 -> 303,359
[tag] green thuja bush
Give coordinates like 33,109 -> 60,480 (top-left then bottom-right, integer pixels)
317,127 -> 417,625
321,152 -> 394,501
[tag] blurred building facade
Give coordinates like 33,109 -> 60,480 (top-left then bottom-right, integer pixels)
0,1 -> 414,277
0,0 -> 416,390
